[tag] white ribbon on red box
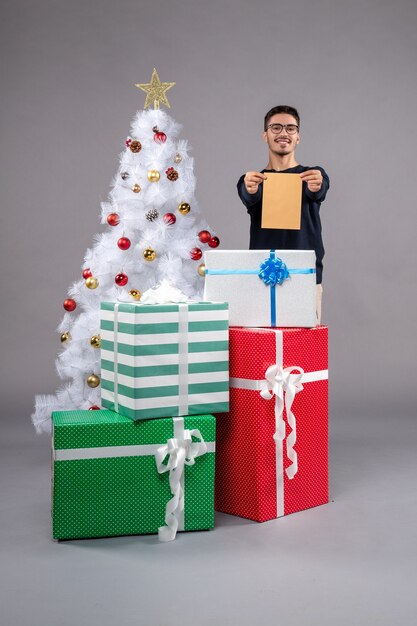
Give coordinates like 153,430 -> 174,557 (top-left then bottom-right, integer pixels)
229,329 -> 328,517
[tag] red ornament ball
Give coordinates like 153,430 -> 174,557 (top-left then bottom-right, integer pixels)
190,247 -> 203,260
117,237 -> 131,250
115,272 -> 128,286
153,126 -> 167,144
63,298 -> 76,312
155,131 -> 167,144
107,213 -> 120,226
163,212 -> 176,225
198,230 -> 211,244
89,405 -> 100,410
82,268 -> 92,279
208,236 -> 220,248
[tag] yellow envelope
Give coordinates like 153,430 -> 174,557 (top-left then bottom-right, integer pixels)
261,173 -> 302,230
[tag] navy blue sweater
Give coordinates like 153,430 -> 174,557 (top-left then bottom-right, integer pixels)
237,165 -> 329,283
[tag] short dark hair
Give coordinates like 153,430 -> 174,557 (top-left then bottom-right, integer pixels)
264,105 -> 300,131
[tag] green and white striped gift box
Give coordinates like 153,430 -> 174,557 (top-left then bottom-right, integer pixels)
100,301 -> 229,421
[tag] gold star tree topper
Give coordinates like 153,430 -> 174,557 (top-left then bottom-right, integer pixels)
135,68 -> 175,110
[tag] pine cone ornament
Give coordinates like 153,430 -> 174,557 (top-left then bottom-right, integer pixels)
145,208 -> 159,221
166,167 -> 179,181
130,140 -> 142,153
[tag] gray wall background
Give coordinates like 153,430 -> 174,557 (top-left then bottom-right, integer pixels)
1,0 -> 416,424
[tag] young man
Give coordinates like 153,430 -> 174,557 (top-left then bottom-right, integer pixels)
237,105 -> 329,323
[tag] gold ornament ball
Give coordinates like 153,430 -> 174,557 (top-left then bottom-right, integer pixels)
197,263 -> 206,277
60,331 -> 71,343
143,247 -> 156,262
178,202 -> 191,215
129,289 -> 141,300
147,169 -> 160,182
87,374 -> 100,388
90,335 -> 101,348
132,183 -> 141,193
174,153 -> 182,164
85,276 -> 99,289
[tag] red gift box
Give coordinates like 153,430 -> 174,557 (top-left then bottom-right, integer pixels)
215,326 -> 328,522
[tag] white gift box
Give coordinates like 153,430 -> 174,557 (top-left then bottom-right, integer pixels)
203,250 -> 317,328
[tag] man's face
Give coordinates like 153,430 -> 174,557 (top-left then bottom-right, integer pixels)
263,113 -> 300,156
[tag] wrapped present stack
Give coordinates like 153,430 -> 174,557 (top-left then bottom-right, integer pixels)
204,249 -> 329,522
51,248 -> 329,544
52,283 -> 230,542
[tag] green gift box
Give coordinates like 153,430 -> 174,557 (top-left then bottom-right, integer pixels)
100,301 -> 229,421
52,410 -> 216,541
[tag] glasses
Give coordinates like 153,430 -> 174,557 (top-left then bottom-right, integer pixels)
266,123 -> 299,135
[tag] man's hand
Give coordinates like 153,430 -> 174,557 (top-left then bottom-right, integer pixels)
244,171 -> 267,194
299,169 -> 323,192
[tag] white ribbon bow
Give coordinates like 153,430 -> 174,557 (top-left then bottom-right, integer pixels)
260,364 -> 304,479
140,279 -> 193,304
155,428 -> 207,542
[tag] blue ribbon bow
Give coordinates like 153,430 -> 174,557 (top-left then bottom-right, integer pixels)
259,255 -> 290,286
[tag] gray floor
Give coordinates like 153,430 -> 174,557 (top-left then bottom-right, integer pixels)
1,411 -> 417,626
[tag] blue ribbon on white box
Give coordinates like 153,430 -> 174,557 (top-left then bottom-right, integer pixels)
205,250 -> 315,326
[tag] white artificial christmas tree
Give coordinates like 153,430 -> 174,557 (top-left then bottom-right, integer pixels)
32,70 -> 220,433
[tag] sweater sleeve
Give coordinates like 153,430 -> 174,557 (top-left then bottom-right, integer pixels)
237,174 -> 262,211
305,167 -> 330,203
